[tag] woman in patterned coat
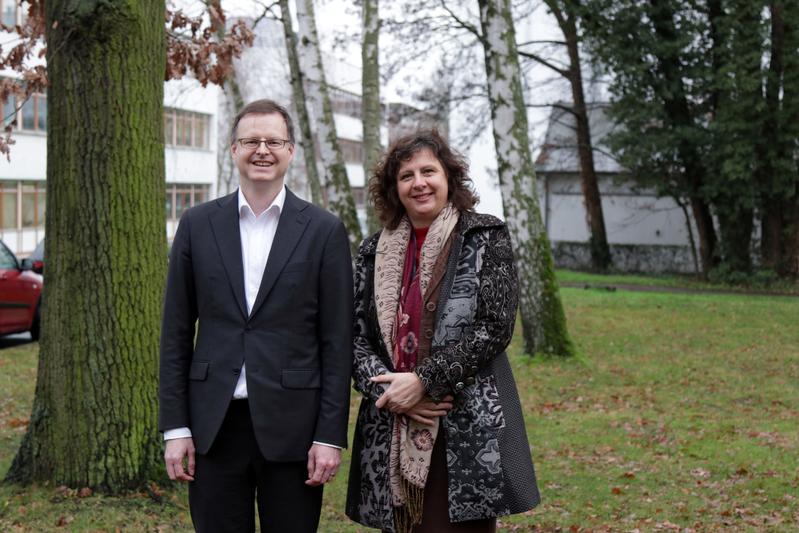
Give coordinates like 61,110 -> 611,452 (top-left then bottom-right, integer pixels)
346,130 -> 540,533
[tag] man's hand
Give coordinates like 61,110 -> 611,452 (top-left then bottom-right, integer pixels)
306,443 -> 341,486
164,437 -> 195,482
372,372 -> 426,413
405,395 -> 454,426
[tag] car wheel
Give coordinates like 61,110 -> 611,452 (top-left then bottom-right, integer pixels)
30,301 -> 41,341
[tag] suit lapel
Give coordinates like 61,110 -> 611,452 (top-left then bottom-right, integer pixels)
249,189 -> 310,318
209,192 -> 248,319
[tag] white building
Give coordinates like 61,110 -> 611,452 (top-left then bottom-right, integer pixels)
163,80 -> 220,243
535,104 -> 697,273
0,78 -> 219,255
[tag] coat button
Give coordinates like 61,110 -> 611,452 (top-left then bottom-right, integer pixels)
425,302 -> 436,312
455,382 -> 465,391
424,329 -> 434,339
465,376 -> 475,385
232,368 -> 240,375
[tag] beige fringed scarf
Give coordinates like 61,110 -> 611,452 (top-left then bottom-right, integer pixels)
374,204 -> 459,533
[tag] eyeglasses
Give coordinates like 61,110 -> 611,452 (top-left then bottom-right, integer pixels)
236,138 -> 292,151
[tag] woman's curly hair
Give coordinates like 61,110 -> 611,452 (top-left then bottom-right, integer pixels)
369,129 -> 479,229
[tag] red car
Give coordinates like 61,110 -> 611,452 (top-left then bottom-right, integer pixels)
0,239 -> 42,340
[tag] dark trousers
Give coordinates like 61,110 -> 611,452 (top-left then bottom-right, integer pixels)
189,400 -> 322,533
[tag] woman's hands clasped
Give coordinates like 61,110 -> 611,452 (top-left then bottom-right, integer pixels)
371,372 -> 454,425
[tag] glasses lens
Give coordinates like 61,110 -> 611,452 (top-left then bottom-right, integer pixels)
266,140 -> 284,150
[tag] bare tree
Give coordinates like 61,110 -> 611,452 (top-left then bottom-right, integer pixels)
362,0 -> 382,234
519,0 -> 611,271
478,0 -> 574,356
295,0 -> 363,253
279,0 -> 323,204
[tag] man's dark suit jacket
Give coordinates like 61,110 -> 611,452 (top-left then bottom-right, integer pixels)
159,188 -> 353,461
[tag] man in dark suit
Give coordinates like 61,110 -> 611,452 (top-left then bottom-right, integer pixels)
159,99 -> 353,532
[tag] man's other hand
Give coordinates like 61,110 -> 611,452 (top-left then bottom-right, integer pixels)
164,437 -> 195,482
305,443 -> 341,486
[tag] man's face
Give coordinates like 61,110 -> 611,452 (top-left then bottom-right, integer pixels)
231,113 -> 295,187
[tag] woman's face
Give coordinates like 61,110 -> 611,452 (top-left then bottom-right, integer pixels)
396,148 -> 449,228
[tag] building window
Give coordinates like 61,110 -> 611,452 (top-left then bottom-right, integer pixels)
338,139 -> 364,163
164,108 -> 210,149
0,180 -> 46,231
21,181 -> 45,228
3,92 -> 47,132
1,0 -> 17,26
329,86 -> 362,119
351,186 -> 366,209
1,182 -> 17,230
165,183 -> 210,221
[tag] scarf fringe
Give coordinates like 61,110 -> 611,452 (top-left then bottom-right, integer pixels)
393,477 -> 425,533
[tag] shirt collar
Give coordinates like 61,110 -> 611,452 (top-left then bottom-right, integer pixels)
238,186 -> 286,219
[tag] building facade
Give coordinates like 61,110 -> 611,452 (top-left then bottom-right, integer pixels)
535,104 -> 697,273
0,76 -> 219,255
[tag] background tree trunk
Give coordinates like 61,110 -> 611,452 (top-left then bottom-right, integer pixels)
361,0 -> 382,235
213,0 -> 244,197
279,0 -> 323,206
6,0 -> 165,491
477,0 -> 575,357
546,0 -> 611,272
295,0 -> 363,253
217,72 -> 244,197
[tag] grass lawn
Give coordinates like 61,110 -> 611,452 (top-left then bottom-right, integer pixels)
1,287 -> 798,532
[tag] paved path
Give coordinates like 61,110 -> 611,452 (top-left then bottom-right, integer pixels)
560,281 -> 799,298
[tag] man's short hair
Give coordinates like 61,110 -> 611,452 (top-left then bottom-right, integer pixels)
230,99 -> 295,145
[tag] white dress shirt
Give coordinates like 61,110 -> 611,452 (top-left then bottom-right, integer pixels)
165,188 -> 338,449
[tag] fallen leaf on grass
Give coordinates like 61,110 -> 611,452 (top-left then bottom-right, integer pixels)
6,418 -> 28,428
690,468 -> 711,479
55,515 -> 74,527
611,487 -> 623,495
78,487 -> 92,498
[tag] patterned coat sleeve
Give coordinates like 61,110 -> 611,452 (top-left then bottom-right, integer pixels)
414,226 -> 519,402
351,239 -> 391,402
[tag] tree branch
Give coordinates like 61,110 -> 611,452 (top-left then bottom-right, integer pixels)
518,39 -> 567,47
518,50 -> 569,77
438,0 -> 485,45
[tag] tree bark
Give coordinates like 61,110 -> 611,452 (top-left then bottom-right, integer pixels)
215,0 -> 244,197
361,0 -> 382,234
217,73 -> 244,196
6,0 -> 165,491
279,0 -> 323,206
295,0 -> 363,253
477,0 -> 574,357
547,0 -> 611,271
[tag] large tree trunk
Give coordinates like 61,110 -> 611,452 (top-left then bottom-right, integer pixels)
361,0 -> 382,234
477,0 -> 574,357
279,0 -> 323,206
295,0 -> 362,253
546,0 -> 611,272
6,0 -> 165,491
564,31 -> 610,271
